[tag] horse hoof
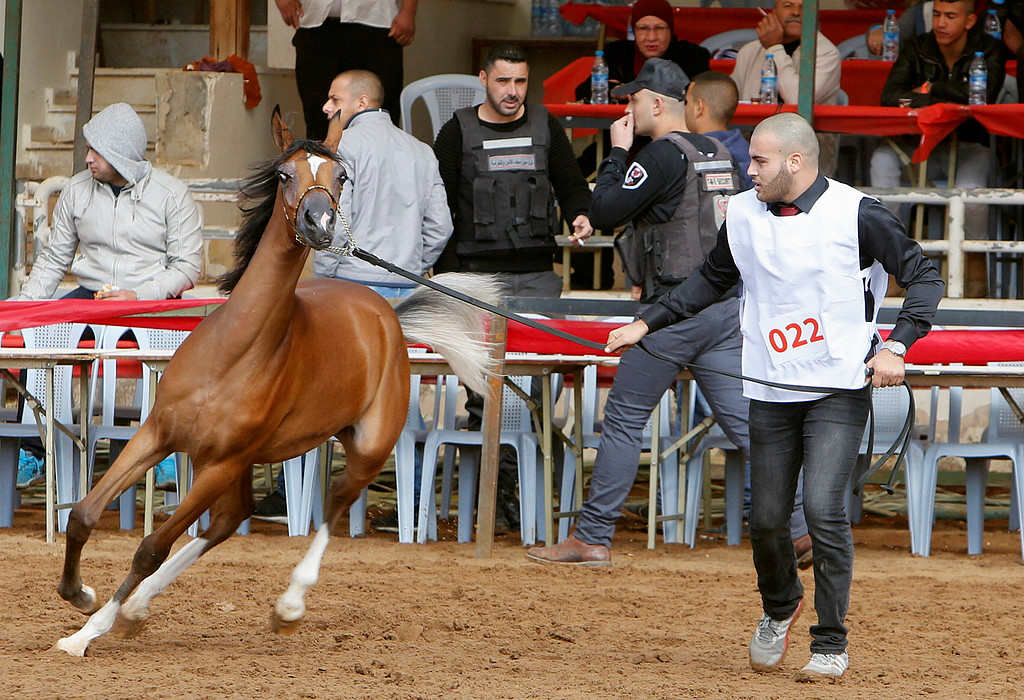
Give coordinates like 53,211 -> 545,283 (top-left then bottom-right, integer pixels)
66,585 -> 101,615
111,613 -> 148,640
53,637 -> 88,657
270,611 -> 303,635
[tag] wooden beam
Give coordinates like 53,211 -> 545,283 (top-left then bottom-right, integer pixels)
475,315 -> 507,558
73,0 -> 100,173
1,0 -> 25,297
210,0 -> 250,61
797,0 -> 819,126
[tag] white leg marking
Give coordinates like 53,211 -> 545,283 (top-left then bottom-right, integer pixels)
275,525 -> 331,623
121,538 -> 209,622
56,598 -> 122,656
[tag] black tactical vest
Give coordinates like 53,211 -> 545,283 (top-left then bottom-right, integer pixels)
617,131 -> 740,297
453,104 -> 559,258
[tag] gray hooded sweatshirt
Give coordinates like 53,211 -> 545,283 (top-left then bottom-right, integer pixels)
20,103 -> 203,300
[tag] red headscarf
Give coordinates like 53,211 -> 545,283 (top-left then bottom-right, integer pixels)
630,0 -> 676,34
630,0 -> 677,75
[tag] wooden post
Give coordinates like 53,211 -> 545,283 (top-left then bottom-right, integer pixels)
73,0 -> 100,173
796,0 -> 819,126
1,0 -> 25,296
210,0 -> 251,61
474,315 -> 507,558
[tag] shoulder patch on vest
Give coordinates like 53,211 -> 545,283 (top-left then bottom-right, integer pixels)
623,162 -> 648,190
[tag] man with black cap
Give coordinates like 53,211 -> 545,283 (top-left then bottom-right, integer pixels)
526,58 -> 770,566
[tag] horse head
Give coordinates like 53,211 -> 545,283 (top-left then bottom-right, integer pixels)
271,106 -> 347,250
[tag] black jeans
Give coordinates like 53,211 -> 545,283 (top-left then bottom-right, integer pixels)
748,387 -> 870,654
293,20 -> 403,139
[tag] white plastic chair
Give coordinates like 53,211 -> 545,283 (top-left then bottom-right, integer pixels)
280,350 -> 438,541
88,326 -> 192,531
837,34 -> 872,60
417,367 -> 554,545
678,421 -> 744,548
699,29 -> 758,60
917,363 -> 1024,558
0,323 -> 88,531
861,384 -> 929,553
399,74 -> 486,141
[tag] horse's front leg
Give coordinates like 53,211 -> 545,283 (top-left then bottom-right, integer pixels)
113,468 -> 253,638
55,463 -> 240,656
59,425 -> 168,615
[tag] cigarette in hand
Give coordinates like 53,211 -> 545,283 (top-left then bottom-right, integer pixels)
758,7 -> 768,16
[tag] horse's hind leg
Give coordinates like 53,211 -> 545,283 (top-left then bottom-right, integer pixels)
273,409 -> 404,633
59,422 -> 169,615
114,469 -> 254,637
55,462 -> 247,656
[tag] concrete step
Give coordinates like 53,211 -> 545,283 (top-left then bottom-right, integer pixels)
69,68 -> 159,108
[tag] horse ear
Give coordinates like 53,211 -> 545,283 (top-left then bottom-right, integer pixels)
271,105 -> 294,153
323,111 -> 344,151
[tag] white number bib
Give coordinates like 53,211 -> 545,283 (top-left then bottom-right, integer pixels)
758,307 -> 829,367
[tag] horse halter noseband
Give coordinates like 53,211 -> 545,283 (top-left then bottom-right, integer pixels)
282,183 -> 353,250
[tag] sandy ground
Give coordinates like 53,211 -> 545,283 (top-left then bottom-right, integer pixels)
1,506 -> 1023,700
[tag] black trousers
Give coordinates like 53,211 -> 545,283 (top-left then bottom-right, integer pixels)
293,20 -> 403,139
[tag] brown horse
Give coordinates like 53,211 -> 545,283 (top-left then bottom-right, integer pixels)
54,108 -> 499,656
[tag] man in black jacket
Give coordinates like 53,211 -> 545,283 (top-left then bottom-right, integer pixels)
431,43 -> 593,535
869,0 -> 1007,297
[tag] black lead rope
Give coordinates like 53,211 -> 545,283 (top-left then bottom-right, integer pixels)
348,245 -> 915,494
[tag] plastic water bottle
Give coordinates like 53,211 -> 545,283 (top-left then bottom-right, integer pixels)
759,53 -> 778,104
985,10 -> 1002,39
531,0 -> 544,35
542,0 -> 562,36
882,9 -> 899,61
968,51 -> 987,105
591,50 -> 609,104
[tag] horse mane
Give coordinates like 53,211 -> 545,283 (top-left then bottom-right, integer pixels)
216,139 -> 342,294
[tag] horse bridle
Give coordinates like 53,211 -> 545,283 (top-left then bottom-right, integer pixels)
282,183 -> 353,249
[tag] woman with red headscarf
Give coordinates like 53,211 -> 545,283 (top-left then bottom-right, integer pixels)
575,0 -> 710,101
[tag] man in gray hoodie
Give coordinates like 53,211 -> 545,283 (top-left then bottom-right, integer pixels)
19,102 -> 202,302
15,103 -> 201,491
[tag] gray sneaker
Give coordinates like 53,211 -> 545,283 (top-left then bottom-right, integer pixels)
795,652 -> 849,682
749,598 -> 803,671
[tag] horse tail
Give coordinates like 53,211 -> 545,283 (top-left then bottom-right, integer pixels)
395,273 -> 504,396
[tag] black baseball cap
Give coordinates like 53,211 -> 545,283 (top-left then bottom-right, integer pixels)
611,57 -> 689,101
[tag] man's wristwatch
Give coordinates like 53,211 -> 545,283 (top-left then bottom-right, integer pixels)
880,339 -> 907,358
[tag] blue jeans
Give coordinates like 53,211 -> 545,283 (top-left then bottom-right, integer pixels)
748,387 -> 870,654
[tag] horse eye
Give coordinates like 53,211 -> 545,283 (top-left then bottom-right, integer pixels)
277,171 -> 290,183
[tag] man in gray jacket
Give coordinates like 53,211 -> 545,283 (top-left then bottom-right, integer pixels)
15,102 -> 201,491
313,69 -> 452,299
19,102 -> 203,302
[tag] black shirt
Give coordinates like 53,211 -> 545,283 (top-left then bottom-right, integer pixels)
589,140 -> 689,229
432,108 -> 592,273
641,174 -> 944,350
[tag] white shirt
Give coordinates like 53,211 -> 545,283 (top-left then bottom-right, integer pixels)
731,34 -> 842,106
298,0 -> 401,29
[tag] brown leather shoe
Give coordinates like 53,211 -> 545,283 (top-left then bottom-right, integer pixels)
525,534 -> 611,566
793,534 -> 813,570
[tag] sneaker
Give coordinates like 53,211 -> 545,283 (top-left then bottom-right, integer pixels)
370,508 -> 400,533
153,456 -> 177,491
253,489 -> 288,521
749,598 -> 804,672
795,652 -> 849,682
16,450 -> 44,489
